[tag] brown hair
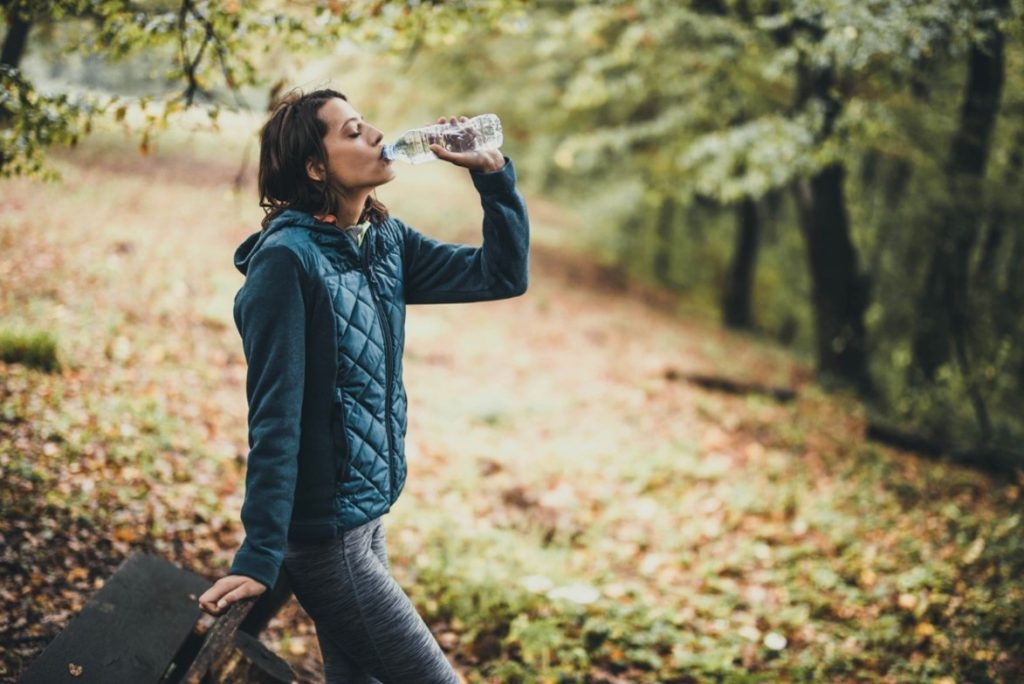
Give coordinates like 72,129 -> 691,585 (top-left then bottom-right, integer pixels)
258,88 -> 389,230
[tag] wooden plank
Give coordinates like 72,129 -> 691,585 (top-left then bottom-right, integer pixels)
181,597 -> 256,684
195,630 -> 296,684
19,551 -> 211,684
228,630 -> 297,683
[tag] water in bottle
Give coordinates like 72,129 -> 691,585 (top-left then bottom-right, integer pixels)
381,113 -> 503,164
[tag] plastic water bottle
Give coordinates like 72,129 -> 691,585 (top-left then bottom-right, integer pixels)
381,113 -> 503,164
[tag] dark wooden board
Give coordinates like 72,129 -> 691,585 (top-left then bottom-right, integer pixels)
232,630 -> 296,683
181,596 -> 256,684
19,551 -> 211,684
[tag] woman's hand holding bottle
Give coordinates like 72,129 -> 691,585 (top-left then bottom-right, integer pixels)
382,113 -> 505,170
428,115 -> 505,173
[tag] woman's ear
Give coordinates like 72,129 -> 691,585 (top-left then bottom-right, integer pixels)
306,159 -> 325,182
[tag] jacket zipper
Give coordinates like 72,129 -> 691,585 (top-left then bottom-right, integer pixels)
360,239 -> 397,501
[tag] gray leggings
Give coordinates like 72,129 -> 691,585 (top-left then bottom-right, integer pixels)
282,517 -> 459,684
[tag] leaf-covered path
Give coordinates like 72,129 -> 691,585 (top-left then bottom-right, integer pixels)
1,132 -> 1021,682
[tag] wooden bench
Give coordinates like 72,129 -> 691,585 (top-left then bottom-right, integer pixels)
19,551 -> 296,684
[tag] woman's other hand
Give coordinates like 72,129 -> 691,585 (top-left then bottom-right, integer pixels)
198,575 -> 268,616
429,115 -> 505,173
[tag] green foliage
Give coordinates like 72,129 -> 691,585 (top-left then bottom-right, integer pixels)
408,552 -> 687,682
0,65 -> 97,178
402,0 -> 1024,453
5,0 -> 1022,450
0,0 -> 527,177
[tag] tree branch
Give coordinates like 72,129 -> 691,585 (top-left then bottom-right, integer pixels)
178,0 -> 213,105
186,3 -> 246,108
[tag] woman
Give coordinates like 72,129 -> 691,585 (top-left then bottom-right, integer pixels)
197,88 -> 529,683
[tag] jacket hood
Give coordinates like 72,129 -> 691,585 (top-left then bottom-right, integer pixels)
234,209 -> 366,275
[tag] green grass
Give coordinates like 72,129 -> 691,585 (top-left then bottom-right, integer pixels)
0,329 -> 60,372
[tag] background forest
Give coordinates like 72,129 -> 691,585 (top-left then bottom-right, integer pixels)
7,0 -> 1024,460
2,1 -> 1023,682
410,0 -> 1024,463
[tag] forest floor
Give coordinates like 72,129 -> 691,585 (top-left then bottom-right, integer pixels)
1,129 -> 1022,683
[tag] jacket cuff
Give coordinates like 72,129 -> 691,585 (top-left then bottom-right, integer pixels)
470,155 -> 516,194
229,547 -> 280,589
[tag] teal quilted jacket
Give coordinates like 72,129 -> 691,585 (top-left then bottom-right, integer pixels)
228,157 -> 529,588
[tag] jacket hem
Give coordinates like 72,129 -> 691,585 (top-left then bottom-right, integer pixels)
287,519 -> 340,541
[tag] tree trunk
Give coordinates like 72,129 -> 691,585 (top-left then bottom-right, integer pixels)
1,3 -> 31,69
653,195 -> 676,286
910,0 -> 1007,384
976,124 -> 1023,280
1,3 -> 31,148
617,207 -> 643,275
722,197 -> 759,329
795,164 -> 873,395
793,56 -> 873,395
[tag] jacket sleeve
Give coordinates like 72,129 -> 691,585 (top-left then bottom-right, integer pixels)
402,156 -> 530,304
228,246 -> 306,589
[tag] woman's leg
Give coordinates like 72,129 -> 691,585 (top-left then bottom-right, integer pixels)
284,537 -> 381,684
284,518 -> 459,684
369,518 -> 389,570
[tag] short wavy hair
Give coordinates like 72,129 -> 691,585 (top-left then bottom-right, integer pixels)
258,88 -> 389,230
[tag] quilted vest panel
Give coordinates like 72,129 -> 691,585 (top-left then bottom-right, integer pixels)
307,219 -> 409,529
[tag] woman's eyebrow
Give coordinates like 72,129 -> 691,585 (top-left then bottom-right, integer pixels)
342,115 -> 363,130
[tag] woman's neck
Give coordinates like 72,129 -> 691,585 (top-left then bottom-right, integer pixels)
331,189 -> 372,227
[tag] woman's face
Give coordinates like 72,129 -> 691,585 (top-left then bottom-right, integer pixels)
312,97 -> 395,191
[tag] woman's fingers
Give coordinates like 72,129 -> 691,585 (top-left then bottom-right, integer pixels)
197,576 -> 266,616
198,596 -> 225,616
428,115 -> 486,166
218,584 -> 252,609
435,115 -> 468,126
428,145 -> 502,172
429,144 -> 475,166
198,578 -> 233,608
198,585 -> 231,615
429,143 -> 457,161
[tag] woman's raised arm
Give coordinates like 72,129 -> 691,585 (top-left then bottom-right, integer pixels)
401,156 -> 530,305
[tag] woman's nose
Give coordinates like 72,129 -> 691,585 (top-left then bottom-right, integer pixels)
370,126 -> 384,147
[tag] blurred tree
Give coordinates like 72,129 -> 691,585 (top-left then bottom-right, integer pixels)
721,197 -> 760,330
0,0 -> 526,177
404,0 -> 1024,453
0,0 -> 29,68
782,12 -> 872,394
4,0 -> 1023,454
909,0 -> 1010,439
